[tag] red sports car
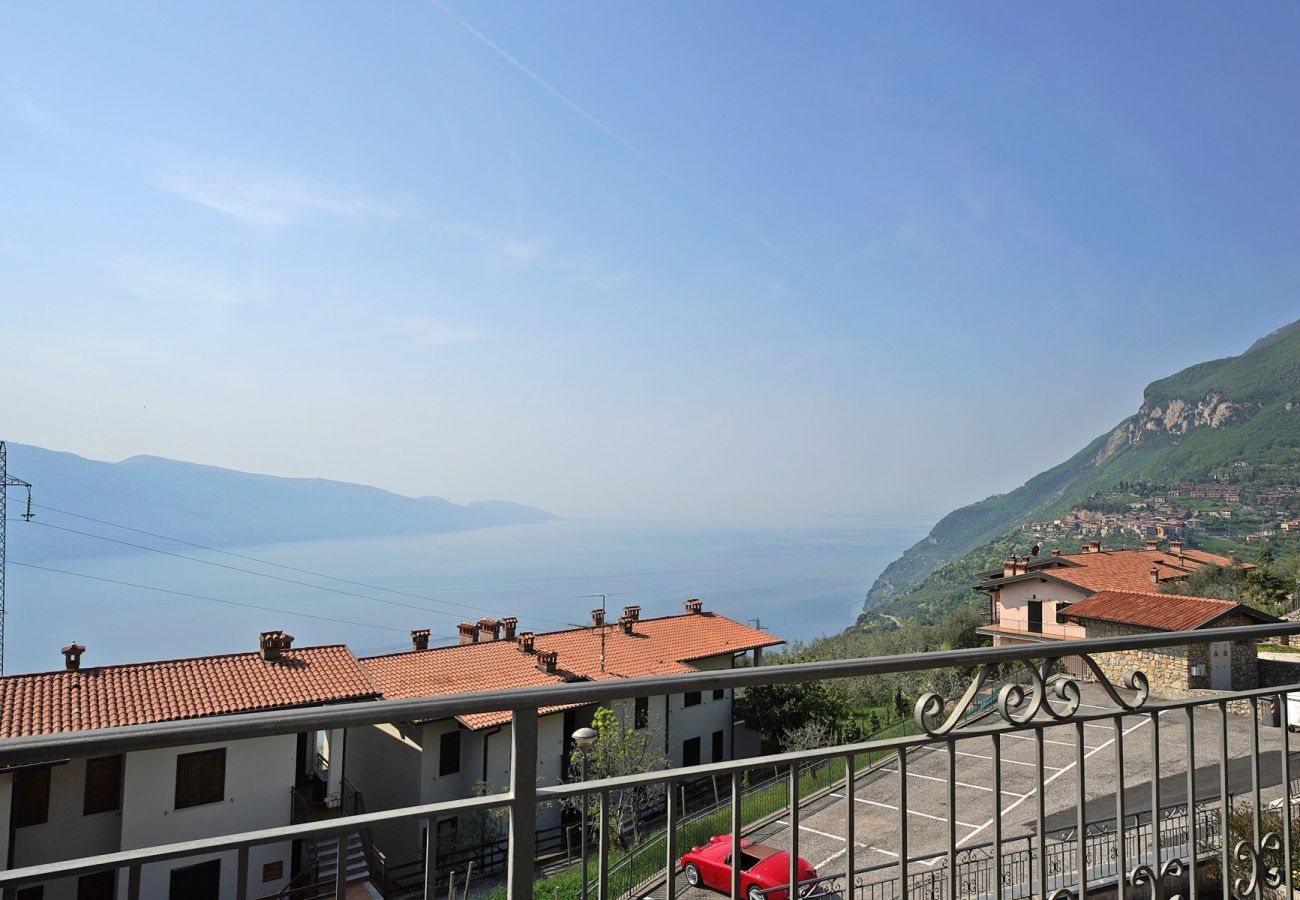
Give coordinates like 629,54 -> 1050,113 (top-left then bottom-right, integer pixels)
680,835 -> 817,900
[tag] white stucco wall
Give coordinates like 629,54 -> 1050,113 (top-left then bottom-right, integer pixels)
118,736 -> 295,900
345,722 -> 424,864
9,760 -> 124,900
667,653 -> 734,766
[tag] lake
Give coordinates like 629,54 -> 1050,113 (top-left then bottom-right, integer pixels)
7,518 -> 925,673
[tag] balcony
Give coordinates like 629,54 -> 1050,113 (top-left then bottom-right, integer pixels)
1,622 -> 1299,900
977,612 -> 1085,642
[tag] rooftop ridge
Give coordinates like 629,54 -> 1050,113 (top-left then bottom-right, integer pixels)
0,643 -> 359,681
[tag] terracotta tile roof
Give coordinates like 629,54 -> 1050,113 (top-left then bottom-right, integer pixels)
988,548 -> 1252,595
361,611 -> 783,730
361,640 -> 574,730
0,646 -> 379,739
1058,590 -> 1275,631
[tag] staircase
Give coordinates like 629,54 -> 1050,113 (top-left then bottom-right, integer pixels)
309,832 -> 370,888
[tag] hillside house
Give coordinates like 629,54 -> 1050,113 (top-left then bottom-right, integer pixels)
975,540 -> 1248,647
1056,591 -> 1276,694
0,632 -> 379,900
345,600 -> 782,869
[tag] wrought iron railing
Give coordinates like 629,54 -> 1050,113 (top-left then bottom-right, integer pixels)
2,621 -> 1300,900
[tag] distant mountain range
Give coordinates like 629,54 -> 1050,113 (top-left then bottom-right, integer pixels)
4,444 -> 555,561
863,317 -> 1300,622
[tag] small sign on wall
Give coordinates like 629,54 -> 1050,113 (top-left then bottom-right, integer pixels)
263,860 -> 284,883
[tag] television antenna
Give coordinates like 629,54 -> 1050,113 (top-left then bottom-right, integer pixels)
0,441 -> 34,676
576,592 -> 625,674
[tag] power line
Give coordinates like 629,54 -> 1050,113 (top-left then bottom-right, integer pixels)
1,441 -> 34,676
26,518 -> 470,621
9,560 -> 413,634
15,500 -> 579,628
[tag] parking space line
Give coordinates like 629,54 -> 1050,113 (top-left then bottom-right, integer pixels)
997,732 -> 1102,751
878,767 -> 1028,798
952,749 -> 1064,770
775,821 -> 866,845
847,795 -> 983,829
955,711 -> 1159,849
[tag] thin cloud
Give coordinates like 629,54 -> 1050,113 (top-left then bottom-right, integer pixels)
121,262 -> 264,307
155,161 -> 401,229
395,316 -> 484,348
427,0 -> 802,272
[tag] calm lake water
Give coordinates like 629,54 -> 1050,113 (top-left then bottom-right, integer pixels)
8,518 -> 924,673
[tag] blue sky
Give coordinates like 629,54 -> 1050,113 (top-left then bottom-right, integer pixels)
2,2 -> 1298,523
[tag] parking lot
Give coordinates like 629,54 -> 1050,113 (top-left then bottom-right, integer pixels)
662,683 -> 1298,900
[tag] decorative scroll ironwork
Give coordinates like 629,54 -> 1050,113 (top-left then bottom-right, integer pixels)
1231,833 -> 1283,899
914,656 -> 1150,737
1131,857 -> 1186,900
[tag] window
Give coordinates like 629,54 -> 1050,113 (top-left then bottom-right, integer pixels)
16,886 -> 44,900
712,688 -> 725,701
439,730 -> 461,777
634,697 -> 649,729
683,691 -> 702,707
174,748 -> 225,809
712,730 -> 724,763
169,859 -> 219,900
84,755 -> 124,816
682,736 -> 701,767
77,870 -> 116,900
14,766 -> 51,827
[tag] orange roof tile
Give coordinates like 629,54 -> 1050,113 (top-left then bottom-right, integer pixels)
361,611 -> 783,729
991,548 -> 1251,595
1058,590 -> 1274,631
0,646 -> 379,739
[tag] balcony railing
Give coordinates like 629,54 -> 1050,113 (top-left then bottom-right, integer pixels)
3,622 -> 1300,900
978,613 -> 1083,641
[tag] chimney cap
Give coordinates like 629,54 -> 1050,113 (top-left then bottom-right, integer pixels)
684,598 -> 704,614
411,628 -> 431,651
259,630 -> 294,661
517,631 -> 536,653
62,642 -> 86,670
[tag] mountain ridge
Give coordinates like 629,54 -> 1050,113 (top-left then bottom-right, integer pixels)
864,317 -> 1300,620
4,443 -> 555,561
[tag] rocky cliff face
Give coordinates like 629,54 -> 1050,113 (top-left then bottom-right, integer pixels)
1094,391 -> 1253,465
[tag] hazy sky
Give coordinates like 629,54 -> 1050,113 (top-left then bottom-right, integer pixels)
2,3 -> 1298,524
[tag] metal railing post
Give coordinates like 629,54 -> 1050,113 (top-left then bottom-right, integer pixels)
423,818 -> 438,900
336,833 -> 348,900
507,708 -> 538,900
128,864 -> 141,900
237,846 -> 249,900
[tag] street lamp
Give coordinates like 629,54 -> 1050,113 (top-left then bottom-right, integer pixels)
573,726 -> 598,900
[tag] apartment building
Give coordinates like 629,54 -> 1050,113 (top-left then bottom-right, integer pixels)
345,600 -> 782,867
0,632 -> 378,900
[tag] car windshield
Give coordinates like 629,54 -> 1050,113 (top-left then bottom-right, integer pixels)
726,852 -> 764,871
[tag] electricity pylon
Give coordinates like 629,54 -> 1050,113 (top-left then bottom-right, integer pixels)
0,441 -> 34,675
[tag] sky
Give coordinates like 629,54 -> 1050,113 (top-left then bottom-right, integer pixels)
2,2 -> 1299,525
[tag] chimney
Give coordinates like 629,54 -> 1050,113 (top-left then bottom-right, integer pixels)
536,650 -> 558,675
684,598 -> 704,615
1149,566 -> 1160,585
517,631 -> 536,653
619,614 -> 635,635
1145,539 -> 1158,551
1089,540 -> 1101,553
1169,540 -> 1183,555
1003,557 -> 1017,578
622,605 -> 641,623
502,617 -> 518,640
478,618 -> 501,641
259,630 -> 294,662
591,608 -> 606,627
1051,548 -> 1062,557
458,622 -> 479,645
411,629 -> 431,652
62,642 -> 86,671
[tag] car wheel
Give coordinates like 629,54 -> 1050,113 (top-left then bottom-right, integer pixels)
684,864 -> 701,887
748,885 -> 764,900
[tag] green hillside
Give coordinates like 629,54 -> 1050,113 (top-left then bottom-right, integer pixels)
864,318 -> 1300,622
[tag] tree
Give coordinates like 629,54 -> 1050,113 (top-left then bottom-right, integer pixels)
455,780 -> 507,854
734,679 -> 848,751
781,719 -> 834,753
567,706 -> 670,848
